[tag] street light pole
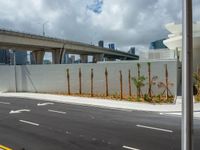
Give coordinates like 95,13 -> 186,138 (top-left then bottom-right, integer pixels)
182,0 -> 193,149
43,21 -> 49,36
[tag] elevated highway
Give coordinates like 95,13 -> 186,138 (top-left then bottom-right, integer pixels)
0,29 -> 138,64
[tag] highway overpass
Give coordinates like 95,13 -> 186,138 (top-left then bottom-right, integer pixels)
0,29 -> 139,64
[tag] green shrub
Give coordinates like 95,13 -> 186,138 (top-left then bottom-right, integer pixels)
144,94 -> 152,102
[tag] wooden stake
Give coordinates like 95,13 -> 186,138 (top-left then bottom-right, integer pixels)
79,68 -> 82,95
120,70 -> 123,99
67,68 -> 70,95
137,63 -> 141,97
148,63 -> 152,97
128,69 -> 132,97
91,68 -> 94,97
165,64 -> 169,100
105,67 -> 108,97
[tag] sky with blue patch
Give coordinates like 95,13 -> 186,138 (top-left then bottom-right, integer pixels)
87,0 -> 103,14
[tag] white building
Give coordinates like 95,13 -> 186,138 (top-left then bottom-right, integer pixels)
163,22 -> 200,71
139,49 -> 177,60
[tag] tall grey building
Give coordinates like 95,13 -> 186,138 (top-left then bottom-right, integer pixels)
149,39 -> 167,50
98,40 -> 104,48
15,50 -> 27,65
108,43 -> 115,50
63,53 -> 69,64
0,49 -> 27,65
0,49 -> 10,64
128,47 -> 136,55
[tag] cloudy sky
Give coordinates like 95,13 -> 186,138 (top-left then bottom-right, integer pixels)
0,0 -> 199,52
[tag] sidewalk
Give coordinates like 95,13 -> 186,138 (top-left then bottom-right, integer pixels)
1,92 -> 200,113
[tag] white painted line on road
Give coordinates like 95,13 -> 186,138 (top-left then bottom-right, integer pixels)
160,112 -> 181,116
0,102 -> 10,105
66,131 -> 71,135
123,145 -> 140,150
19,120 -> 39,126
9,109 -> 30,114
37,102 -> 54,106
48,109 -> 66,114
136,124 -> 173,133
89,115 -> 95,119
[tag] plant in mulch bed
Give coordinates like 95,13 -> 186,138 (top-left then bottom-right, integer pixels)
132,63 -> 146,98
157,64 -> 174,103
145,62 -> 158,102
193,66 -> 200,102
110,92 -> 120,99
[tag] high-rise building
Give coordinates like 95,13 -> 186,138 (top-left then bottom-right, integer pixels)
98,40 -> 104,48
0,49 -> 10,64
30,52 -> 35,64
15,50 -> 27,65
0,49 -> 27,65
108,43 -> 115,50
149,39 -> 167,50
71,55 -> 75,63
128,47 -> 136,55
63,53 -> 69,64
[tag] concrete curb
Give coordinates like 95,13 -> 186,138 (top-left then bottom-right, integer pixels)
0,92 -> 186,112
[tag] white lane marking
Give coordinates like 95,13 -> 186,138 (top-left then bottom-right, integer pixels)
160,112 -> 181,116
136,124 -> 173,133
48,109 -> 66,114
66,131 -> 71,135
0,102 -> 10,105
89,115 -> 95,119
37,102 -> 54,106
123,145 -> 140,150
9,109 -> 30,114
19,120 -> 39,126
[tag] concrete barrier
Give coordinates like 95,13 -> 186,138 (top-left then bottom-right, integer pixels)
0,60 -> 178,97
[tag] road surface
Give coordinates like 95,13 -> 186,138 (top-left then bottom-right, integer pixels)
0,97 -> 200,150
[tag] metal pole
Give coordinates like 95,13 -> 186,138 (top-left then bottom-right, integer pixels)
43,21 -> 48,36
43,24 -> 45,36
182,0 -> 193,149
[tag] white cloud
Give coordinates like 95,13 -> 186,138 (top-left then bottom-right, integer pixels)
0,0 -> 199,52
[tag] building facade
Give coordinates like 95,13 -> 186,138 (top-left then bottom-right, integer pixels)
149,39 -> 167,50
0,49 -> 27,65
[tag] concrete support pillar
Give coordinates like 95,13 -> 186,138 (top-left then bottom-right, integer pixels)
32,50 -> 45,64
52,50 -> 60,64
52,48 -> 66,64
93,54 -> 104,63
80,55 -> 88,63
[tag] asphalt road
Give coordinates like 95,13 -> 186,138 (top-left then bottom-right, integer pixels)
0,97 -> 200,150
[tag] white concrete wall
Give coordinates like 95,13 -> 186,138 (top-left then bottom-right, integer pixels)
0,60 -> 178,96
0,65 -> 15,92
